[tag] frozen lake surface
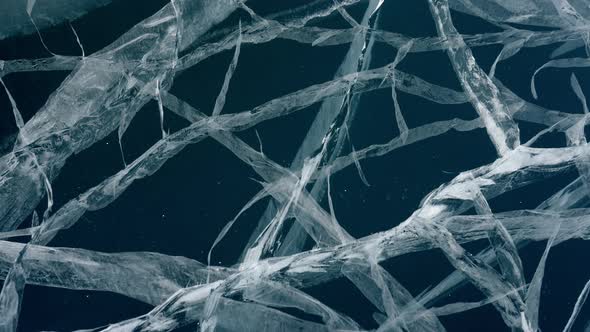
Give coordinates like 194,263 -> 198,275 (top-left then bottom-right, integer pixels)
1,0 -> 590,331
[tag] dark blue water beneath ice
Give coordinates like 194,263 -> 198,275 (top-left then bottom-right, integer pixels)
0,0 -> 589,331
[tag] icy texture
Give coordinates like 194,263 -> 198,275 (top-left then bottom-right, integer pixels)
0,0 -> 114,40
1,0 -> 590,331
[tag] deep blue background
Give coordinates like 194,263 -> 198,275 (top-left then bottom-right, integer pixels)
1,0 -> 590,331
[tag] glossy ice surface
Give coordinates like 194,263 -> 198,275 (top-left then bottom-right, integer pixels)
1,0 -> 590,331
